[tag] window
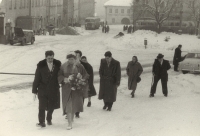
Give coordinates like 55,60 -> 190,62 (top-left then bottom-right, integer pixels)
9,0 -> 12,9
115,9 -> 118,13
121,9 -> 124,13
112,18 -> 115,23
109,8 -> 112,13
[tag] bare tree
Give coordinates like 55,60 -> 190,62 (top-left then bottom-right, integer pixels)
142,0 -> 179,33
131,0 -> 145,25
185,0 -> 200,35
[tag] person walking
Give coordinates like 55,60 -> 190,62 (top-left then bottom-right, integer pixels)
74,50 -> 89,118
58,52 -> 89,130
126,56 -> 143,98
32,50 -> 61,128
173,45 -> 182,72
98,51 -> 121,111
81,56 -> 97,107
149,54 -> 171,97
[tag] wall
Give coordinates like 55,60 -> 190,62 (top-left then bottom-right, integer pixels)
105,6 -> 132,24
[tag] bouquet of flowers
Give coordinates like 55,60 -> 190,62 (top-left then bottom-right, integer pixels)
68,73 -> 87,91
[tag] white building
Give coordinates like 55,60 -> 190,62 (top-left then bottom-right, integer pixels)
104,0 -> 132,25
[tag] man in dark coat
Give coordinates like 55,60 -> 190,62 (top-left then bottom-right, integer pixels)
81,56 -> 97,107
99,51 -> 121,111
173,45 -> 182,71
132,25 -> 135,33
32,50 -> 61,127
127,25 -> 132,34
149,53 -> 171,97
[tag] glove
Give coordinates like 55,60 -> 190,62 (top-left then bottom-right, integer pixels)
33,94 -> 37,101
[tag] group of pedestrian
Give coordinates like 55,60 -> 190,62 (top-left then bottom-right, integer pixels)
33,47 -> 183,130
102,25 -> 110,33
32,50 -> 97,130
123,25 -> 135,34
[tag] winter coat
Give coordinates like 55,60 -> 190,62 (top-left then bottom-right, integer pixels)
173,47 -> 182,65
58,61 -> 89,115
123,25 -> 126,31
126,61 -> 143,90
98,58 -> 121,102
80,61 -> 96,97
152,59 -> 171,80
32,59 -> 61,110
128,26 -> 132,33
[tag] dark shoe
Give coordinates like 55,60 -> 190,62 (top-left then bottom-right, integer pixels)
47,121 -> 52,125
149,94 -> 154,97
36,122 -> 46,127
87,102 -> 91,107
164,94 -> 168,97
103,105 -> 107,110
131,94 -> 135,98
75,113 -> 80,118
107,108 -> 111,111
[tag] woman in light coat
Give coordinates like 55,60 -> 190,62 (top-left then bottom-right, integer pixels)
58,52 -> 89,130
126,56 -> 143,98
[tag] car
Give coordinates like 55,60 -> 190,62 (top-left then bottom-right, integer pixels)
178,51 -> 200,74
10,27 -> 35,46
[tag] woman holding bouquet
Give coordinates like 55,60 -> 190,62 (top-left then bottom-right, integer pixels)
58,52 -> 89,130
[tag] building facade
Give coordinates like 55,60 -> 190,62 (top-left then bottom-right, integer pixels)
104,0 -> 132,24
0,0 -> 63,34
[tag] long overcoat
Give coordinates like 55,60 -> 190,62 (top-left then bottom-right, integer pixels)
126,61 -> 143,90
81,61 -> 96,97
98,58 -> 121,102
58,62 -> 89,115
152,59 -> 171,80
32,59 -> 61,110
173,47 -> 182,65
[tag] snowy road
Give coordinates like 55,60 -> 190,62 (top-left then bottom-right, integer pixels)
0,70 -> 200,136
0,25 -> 200,136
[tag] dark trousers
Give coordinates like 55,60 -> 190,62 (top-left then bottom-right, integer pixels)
104,101 -> 113,109
150,75 -> 168,95
174,64 -> 178,71
38,109 -> 54,123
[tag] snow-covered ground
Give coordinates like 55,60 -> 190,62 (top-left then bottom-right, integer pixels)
0,25 -> 200,136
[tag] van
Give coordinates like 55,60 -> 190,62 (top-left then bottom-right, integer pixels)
85,17 -> 100,30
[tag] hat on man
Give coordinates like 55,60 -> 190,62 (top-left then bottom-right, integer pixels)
157,53 -> 164,59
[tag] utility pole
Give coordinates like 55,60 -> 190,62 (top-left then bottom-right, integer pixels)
29,0 -> 31,16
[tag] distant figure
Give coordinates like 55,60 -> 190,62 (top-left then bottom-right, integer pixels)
173,45 -> 182,72
127,25 -> 132,34
149,54 -> 171,97
102,25 -> 105,33
106,25 -> 110,33
125,25 -> 128,31
123,25 -> 126,31
104,25 -> 109,33
132,25 -> 135,33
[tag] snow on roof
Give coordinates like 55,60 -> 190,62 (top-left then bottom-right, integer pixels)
104,0 -> 132,7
